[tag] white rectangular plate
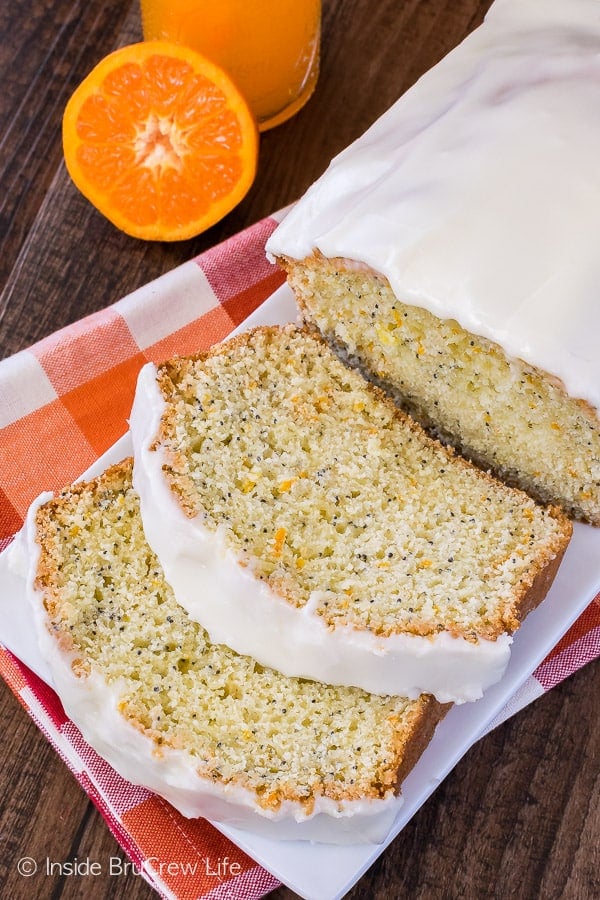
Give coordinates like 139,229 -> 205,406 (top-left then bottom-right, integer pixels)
1,283 -> 599,900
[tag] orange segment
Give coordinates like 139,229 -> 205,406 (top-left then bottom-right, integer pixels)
62,41 -> 259,241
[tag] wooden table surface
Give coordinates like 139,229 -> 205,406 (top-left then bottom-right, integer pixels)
1,1 -> 599,898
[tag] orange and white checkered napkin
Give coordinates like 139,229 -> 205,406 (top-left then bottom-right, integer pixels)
1,213 -> 599,899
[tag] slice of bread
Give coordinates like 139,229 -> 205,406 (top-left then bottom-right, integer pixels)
278,255 -> 600,526
130,325 -> 572,703
27,460 -> 447,842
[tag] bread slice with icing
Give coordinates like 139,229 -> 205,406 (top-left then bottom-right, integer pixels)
27,459 -> 447,842
130,325 -> 571,703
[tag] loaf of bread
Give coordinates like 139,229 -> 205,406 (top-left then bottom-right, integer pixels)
266,0 -> 600,525
129,325 -> 571,703
27,460 -> 447,841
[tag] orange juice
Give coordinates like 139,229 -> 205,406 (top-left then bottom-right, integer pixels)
140,0 -> 321,130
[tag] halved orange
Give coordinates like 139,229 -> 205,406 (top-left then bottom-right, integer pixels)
62,41 -> 259,241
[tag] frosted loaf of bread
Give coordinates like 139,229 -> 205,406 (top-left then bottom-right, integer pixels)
129,326 -> 571,704
266,0 -> 600,525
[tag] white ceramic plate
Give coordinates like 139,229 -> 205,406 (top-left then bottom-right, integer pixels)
1,283 -> 599,900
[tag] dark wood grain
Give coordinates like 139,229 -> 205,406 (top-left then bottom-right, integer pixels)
1,1 -> 599,899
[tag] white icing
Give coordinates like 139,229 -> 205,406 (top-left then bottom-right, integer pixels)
265,0 -> 600,412
129,361 -> 512,704
23,492 -> 400,844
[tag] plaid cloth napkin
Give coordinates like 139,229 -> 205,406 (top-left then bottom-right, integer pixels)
1,212 -> 599,899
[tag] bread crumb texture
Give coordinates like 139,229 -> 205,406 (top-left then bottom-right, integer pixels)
157,326 -> 571,642
34,461 -> 442,812
283,259 -> 600,525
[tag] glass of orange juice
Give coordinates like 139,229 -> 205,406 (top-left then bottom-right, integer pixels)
140,0 -> 321,131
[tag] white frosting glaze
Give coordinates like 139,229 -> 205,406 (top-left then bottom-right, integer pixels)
23,492 -> 401,844
129,361 -> 512,704
266,0 -> 600,412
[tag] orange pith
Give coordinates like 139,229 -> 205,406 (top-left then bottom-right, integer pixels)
62,41 -> 259,241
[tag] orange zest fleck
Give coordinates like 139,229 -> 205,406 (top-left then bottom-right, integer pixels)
272,527 -> 287,557
62,41 -> 259,241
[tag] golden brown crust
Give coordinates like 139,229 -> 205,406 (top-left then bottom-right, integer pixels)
388,696 -> 452,794
501,515 -> 572,631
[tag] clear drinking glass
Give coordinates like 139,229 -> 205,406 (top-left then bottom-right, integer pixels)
140,0 -> 321,130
